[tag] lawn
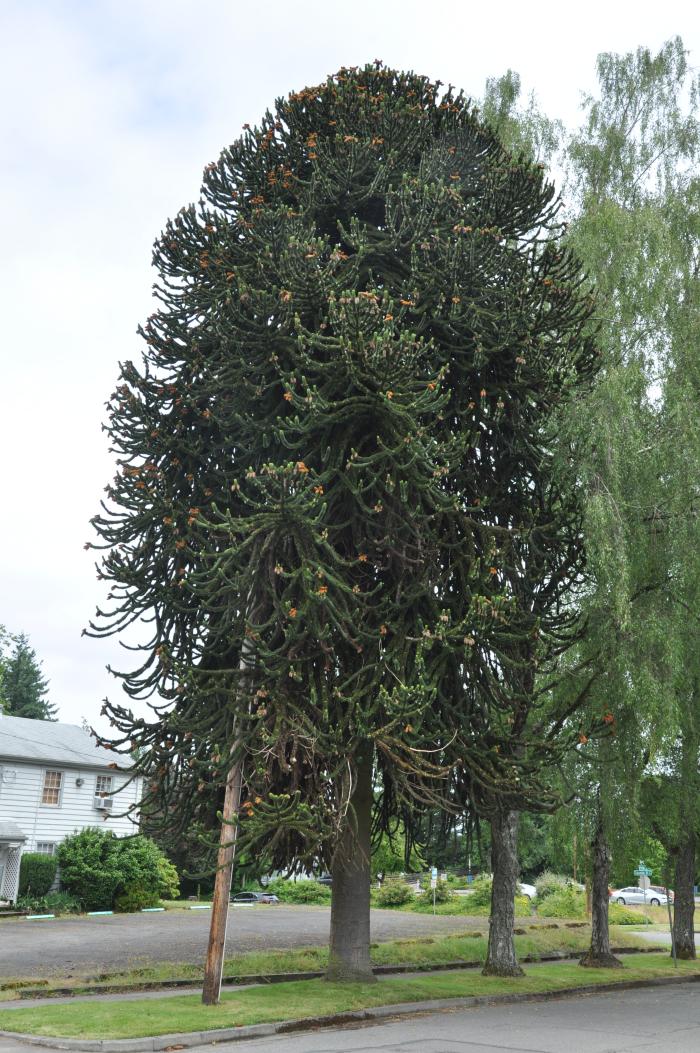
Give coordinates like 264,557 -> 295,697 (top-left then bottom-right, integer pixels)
0,954 -> 697,1039
0,923 -> 652,993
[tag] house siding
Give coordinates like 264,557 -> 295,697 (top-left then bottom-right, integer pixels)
0,762 -> 141,851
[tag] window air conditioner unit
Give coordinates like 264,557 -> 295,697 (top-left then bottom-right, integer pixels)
94,795 -> 113,811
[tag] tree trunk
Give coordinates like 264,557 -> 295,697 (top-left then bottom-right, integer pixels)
482,810 -> 524,977
326,744 -> 375,983
672,833 -> 696,960
580,819 -> 621,968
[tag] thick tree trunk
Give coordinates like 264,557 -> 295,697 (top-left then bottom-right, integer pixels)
482,810 -> 524,977
580,819 -> 621,968
672,834 -> 696,960
326,744 -> 376,983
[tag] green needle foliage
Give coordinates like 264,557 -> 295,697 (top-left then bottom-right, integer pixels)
88,63 -> 598,875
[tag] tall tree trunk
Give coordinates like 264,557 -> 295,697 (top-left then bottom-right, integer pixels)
580,818 -> 621,968
326,744 -> 376,983
483,809 -> 523,977
672,833 -> 696,960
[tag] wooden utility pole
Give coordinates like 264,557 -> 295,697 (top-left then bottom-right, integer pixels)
201,752 -> 243,1004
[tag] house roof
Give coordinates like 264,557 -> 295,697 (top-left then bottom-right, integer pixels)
0,820 -> 27,843
0,715 -> 131,771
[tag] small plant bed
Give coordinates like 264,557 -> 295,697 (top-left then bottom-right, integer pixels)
1,955 -> 698,1040
0,924 -> 652,996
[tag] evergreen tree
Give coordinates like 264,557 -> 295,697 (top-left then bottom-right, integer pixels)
88,63 -> 598,984
2,633 -> 56,721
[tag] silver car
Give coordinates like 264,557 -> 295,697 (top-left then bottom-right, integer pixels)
610,886 -> 667,906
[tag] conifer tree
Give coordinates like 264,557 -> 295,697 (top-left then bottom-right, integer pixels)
88,63 -> 598,984
2,633 -> 56,721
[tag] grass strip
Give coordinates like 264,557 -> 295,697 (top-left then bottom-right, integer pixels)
0,924 -> 652,994
1,955 -> 698,1039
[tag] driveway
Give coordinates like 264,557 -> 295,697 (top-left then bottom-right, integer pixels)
0,906 -> 503,980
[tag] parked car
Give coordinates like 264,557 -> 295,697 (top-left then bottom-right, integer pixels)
230,891 -> 279,904
518,882 -> 537,900
649,885 -> 674,903
610,886 -> 667,906
317,875 -> 333,886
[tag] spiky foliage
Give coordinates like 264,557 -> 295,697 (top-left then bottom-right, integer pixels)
1,633 -> 56,721
88,63 -> 598,873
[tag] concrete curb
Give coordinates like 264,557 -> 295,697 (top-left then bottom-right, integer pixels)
1,971 -> 699,1052
8,945 -> 660,1000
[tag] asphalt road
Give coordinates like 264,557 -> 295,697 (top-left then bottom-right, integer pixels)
192,981 -> 700,1053
0,981 -> 698,1053
0,906 -> 507,980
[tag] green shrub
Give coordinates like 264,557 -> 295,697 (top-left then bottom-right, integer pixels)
464,874 -> 493,910
536,887 -> 586,918
57,829 -> 121,911
57,828 -> 175,911
534,871 -> 573,901
18,853 -> 57,898
114,884 -> 160,913
265,879 -> 331,904
376,877 -> 414,907
155,855 -> 180,899
16,891 -> 80,915
609,902 -> 651,925
418,879 -> 454,905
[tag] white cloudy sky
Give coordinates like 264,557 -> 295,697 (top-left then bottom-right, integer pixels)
1,0 -> 697,731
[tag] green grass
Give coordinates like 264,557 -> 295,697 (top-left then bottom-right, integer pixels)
0,955 -> 697,1039
0,924 -> 654,994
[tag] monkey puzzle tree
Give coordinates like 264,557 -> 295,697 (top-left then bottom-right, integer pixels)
89,63 -> 597,988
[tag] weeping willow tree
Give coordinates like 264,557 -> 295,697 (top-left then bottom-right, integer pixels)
88,63 -> 598,984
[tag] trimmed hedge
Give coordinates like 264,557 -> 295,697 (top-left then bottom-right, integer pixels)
265,879 -> 331,904
18,853 -> 57,898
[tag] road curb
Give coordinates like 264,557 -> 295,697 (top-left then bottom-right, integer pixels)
8,945 -> 660,1000
1,971 -> 699,1051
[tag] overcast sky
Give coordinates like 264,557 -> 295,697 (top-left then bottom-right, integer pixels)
1,0 -> 698,731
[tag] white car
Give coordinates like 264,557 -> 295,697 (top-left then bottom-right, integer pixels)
610,886 -> 667,906
518,882 -> 537,900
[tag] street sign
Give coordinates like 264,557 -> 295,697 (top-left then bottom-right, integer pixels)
634,861 -> 652,878
639,875 -> 651,890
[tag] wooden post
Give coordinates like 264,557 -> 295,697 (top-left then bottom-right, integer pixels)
201,753 -> 243,1005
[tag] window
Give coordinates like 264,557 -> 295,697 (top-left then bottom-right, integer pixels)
95,774 -> 113,798
94,774 -> 114,810
41,770 -> 63,806
36,842 -> 56,856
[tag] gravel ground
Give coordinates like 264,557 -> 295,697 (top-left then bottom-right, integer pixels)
0,905 -> 525,980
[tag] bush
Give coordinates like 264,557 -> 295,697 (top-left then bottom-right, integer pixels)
464,874 -> 493,910
114,884 -> 160,913
536,886 -> 586,918
265,879 -> 331,904
156,855 -> 180,899
57,829 -> 121,911
57,828 -> 177,911
418,878 -> 454,905
18,853 -> 57,898
16,891 -> 80,915
609,902 -> 652,925
376,876 -> 414,907
534,871 -> 573,902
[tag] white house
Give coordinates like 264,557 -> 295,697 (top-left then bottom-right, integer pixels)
0,714 -> 141,903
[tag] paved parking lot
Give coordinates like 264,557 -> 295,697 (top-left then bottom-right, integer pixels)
0,905 -> 506,979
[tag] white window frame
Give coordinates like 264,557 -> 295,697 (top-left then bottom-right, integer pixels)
35,842 -> 56,856
94,774 -> 114,810
41,770 -> 63,807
